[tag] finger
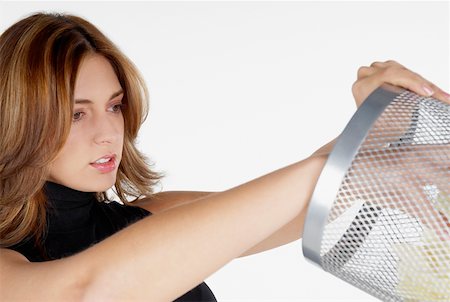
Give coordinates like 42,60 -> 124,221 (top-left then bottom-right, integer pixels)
378,66 -> 450,104
353,66 -> 416,105
351,74 -> 382,106
357,66 -> 375,80
370,60 -> 404,69
370,61 -> 388,68
373,68 -> 439,98
354,61 -> 407,104
353,62 -> 450,108
385,70 -> 450,105
425,82 -> 450,105
383,60 -> 405,68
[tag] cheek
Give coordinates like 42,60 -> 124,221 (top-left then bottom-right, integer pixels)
118,116 -> 125,145
119,114 -> 125,134
49,132 -> 87,176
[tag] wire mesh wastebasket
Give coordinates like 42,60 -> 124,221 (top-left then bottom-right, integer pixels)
302,84 -> 450,301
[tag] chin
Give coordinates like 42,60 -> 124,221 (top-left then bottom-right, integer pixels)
86,175 -> 117,192
54,174 -> 117,193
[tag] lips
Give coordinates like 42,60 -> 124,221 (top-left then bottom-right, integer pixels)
90,154 -> 117,173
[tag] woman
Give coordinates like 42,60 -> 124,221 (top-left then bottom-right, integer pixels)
0,12 -> 449,301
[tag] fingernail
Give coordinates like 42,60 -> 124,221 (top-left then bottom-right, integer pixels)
422,85 -> 434,96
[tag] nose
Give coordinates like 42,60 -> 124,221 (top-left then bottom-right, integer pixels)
93,115 -> 122,145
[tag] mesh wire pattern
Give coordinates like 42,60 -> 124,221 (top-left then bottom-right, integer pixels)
308,88 -> 449,301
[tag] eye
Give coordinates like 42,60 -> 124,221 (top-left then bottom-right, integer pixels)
73,111 -> 85,122
108,103 -> 125,113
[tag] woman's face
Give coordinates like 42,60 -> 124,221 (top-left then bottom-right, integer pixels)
48,54 -> 125,192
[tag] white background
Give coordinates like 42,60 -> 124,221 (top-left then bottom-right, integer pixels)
1,1 -> 449,301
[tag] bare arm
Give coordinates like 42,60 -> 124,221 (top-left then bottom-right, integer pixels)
0,248 -> 87,301
137,188 -> 311,258
136,190 -> 215,213
0,155 -> 327,302
134,137 -> 339,258
137,192 -> 308,257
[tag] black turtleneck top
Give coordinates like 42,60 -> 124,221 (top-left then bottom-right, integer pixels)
9,181 -> 216,302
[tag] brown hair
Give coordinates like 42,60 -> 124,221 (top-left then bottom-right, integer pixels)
0,13 -> 161,247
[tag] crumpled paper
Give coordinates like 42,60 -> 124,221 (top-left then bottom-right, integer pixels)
393,192 -> 450,301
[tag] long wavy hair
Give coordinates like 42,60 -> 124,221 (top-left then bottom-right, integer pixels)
0,13 -> 161,248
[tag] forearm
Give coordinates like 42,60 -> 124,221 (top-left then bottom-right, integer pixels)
241,138 -> 336,257
138,185 -> 309,258
135,139 -> 336,259
136,191 -> 215,213
240,207 -> 307,257
80,155 -> 327,301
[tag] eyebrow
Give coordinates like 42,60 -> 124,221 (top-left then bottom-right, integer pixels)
74,89 -> 124,104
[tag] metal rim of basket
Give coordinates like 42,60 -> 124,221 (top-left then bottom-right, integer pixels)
301,83 -> 407,267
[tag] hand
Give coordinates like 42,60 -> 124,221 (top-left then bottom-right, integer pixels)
326,60 -> 450,241
352,60 -> 450,107
311,60 -> 449,159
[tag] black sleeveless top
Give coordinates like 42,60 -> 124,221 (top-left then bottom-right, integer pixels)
9,181 -> 216,302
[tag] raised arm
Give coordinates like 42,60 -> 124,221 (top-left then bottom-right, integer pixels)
0,154 -> 326,301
